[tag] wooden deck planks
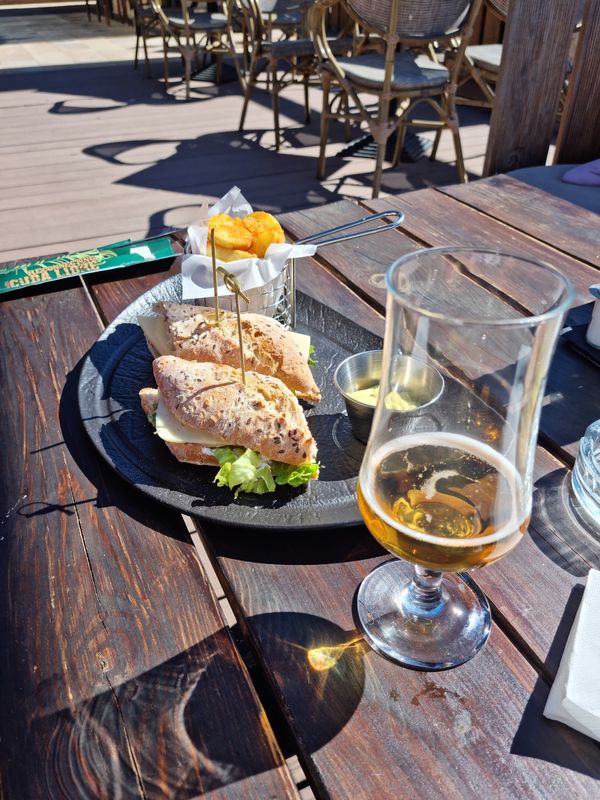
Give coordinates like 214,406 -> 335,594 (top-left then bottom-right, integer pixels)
1,10 -> 492,265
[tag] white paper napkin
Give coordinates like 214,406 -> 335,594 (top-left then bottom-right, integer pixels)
544,568 -> 600,741
180,186 -> 316,306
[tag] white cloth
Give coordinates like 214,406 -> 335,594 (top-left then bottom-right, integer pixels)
544,568 -> 600,742
180,186 -> 316,307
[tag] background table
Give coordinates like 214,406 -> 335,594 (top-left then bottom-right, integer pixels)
1,176 -> 599,798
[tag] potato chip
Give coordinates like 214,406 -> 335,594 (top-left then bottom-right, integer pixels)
207,242 -> 257,262
242,211 -> 285,258
208,214 -> 253,251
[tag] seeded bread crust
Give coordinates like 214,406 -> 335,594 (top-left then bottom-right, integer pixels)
153,301 -> 321,403
152,356 -> 317,465
139,387 -> 218,465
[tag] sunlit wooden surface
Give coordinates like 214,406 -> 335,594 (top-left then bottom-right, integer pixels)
0,5 -> 491,263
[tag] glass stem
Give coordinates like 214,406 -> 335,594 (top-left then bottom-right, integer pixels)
404,566 -> 445,616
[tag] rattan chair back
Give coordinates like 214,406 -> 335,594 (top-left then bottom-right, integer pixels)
485,0 -> 508,19
346,0 -> 471,40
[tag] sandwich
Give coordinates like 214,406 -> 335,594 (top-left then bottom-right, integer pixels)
138,301 -> 321,403
139,355 -> 319,496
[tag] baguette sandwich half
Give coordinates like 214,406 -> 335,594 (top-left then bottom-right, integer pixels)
140,356 -> 319,496
138,301 -> 321,403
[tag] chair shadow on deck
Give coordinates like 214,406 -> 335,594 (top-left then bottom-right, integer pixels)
80,122 -> 483,223
5,57 -> 490,206
4,56 -> 490,204
81,129 -> 348,214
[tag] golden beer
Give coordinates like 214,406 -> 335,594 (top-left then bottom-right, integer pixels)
358,433 -> 529,572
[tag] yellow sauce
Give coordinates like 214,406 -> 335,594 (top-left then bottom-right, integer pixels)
349,386 -> 379,406
348,385 -> 419,411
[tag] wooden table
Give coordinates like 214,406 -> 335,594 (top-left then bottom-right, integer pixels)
2,175 -> 600,799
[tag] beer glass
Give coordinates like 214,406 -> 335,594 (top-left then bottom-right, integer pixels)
357,247 -> 574,669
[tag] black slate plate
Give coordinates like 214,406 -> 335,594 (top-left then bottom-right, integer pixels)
78,275 -> 382,529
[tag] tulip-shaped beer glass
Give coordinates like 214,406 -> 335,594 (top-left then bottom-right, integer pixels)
357,247 -> 574,669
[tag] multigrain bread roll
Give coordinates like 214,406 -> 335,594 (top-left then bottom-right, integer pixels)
140,387 -> 219,466
153,301 -> 321,403
142,356 -> 317,467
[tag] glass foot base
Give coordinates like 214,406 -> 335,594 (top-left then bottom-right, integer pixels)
356,560 -> 491,670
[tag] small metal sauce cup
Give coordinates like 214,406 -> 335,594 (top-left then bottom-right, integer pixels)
334,351 -> 444,443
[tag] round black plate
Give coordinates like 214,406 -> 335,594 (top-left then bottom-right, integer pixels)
78,275 -> 382,529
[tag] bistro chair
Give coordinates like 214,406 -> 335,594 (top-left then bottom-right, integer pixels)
238,0 -> 354,150
151,0 -> 238,100
458,0 -> 583,111
132,0 -> 163,77
456,0 -> 506,108
310,0 -> 483,198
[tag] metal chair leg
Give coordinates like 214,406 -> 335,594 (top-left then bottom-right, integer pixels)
228,28 -> 245,90
142,32 -> 151,77
134,32 -> 140,69
452,122 -> 467,183
430,127 -> 442,161
184,55 -> 192,100
239,52 -> 258,131
392,121 -> 407,167
162,36 -> 170,84
446,88 -> 467,182
372,139 -> 385,199
182,41 -> 195,101
272,58 -> 281,150
317,74 -> 330,178
303,73 -> 310,124
343,94 -> 351,142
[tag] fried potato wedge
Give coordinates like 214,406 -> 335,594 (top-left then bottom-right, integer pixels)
207,242 -> 257,262
208,213 -> 253,251
243,211 -> 285,258
204,211 -> 285,261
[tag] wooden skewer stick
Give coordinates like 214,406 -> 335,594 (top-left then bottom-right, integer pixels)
218,267 -> 250,385
209,228 -> 221,326
234,290 -> 246,385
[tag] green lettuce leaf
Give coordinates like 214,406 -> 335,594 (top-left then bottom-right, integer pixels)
212,446 -> 318,497
308,345 -> 317,367
271,461 -> 320,487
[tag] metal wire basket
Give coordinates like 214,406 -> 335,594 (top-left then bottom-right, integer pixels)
195,258 -> 295,327
185,210 -> 403,328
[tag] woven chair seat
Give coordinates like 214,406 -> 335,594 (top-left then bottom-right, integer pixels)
262,37 -> 316,57
166,12 -> 228,31
263,35 -> 352,58
465,43 -> 502,72
264,10 -> 304,25
330,52 -> 448,92
137,6 -> 157,18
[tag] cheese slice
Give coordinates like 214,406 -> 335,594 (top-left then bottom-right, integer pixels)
289,331 -> 311,362
138,314 -> 172,357
155,393 -> 227,446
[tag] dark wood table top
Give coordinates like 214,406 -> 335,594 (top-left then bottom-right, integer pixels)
1,176 -> 599,799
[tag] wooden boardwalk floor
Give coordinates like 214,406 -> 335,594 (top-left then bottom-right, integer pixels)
0,5 -> 492,262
